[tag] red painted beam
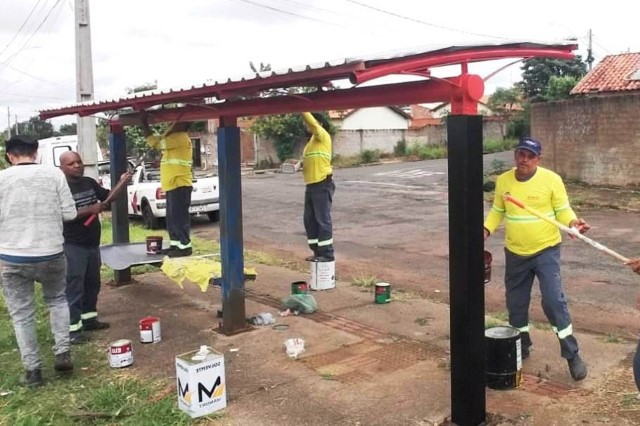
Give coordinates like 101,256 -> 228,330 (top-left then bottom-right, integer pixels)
118,75 -> 484,125
352,47 -> 576,84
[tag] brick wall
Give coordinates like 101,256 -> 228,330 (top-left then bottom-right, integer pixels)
531,93 -> 640,185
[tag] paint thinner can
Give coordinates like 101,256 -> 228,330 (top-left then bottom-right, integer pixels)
374,282 -> 391,304
291,281 -> 308,294
146,236 -> 163,255
139,316 -> 162,343
485,326 -> 522,390
309,260 -> 336,291
109,339 -> 134,368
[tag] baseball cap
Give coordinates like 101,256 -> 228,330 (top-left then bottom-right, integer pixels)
515,137 -> 541,156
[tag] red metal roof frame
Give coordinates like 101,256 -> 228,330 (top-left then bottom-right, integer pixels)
40,42 -> 576,123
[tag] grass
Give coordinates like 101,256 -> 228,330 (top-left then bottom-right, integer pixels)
604,333 -> 624,344
350,275 -> 379,290
0,288 -> 213,425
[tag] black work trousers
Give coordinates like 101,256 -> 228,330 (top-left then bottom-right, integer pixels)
166,186 -> 192,249
303,177 -> 335,259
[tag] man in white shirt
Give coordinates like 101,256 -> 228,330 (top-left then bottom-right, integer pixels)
0,135 -> 78,387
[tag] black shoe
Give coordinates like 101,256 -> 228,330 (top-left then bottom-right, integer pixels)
161,247 -> 176,255
70,332 -> 89,345
54,351 -> 73,372
568,354 -> 587,381
305,255 -> 317,261
167,247 -> 192,258
312,255 -> 334,262
521,345 -> 530,360
21,369 -> 43,387
83,320 -> 110,331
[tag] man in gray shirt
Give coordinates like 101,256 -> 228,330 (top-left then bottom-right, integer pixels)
0,135 -> 77,387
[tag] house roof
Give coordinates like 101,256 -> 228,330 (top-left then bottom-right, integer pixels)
571,52 -> 640,95
39,41 -> 576,122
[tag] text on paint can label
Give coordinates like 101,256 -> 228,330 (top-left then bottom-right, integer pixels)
109,339 -> 133,368
139,316 -> 162,343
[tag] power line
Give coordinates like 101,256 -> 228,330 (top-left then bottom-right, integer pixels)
0,0 -> 64,76
342,0 -> 509,40
0,0 -> 45,60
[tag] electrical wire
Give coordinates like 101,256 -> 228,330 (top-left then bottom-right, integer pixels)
341,0 -> 509,40
0,0 -> 45,60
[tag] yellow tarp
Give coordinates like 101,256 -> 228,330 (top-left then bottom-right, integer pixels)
161,256 -> 257,292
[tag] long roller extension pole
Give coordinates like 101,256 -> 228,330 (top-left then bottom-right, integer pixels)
503,193 -> 629,263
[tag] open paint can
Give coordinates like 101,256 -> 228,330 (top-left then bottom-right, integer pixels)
146,236 -> 163,255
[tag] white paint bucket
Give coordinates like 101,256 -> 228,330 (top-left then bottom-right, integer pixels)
109,339 -> 133,368
309,260 -> 335,291
139,316 -> 161,343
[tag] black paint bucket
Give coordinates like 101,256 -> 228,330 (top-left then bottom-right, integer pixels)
485,326 -> 522,390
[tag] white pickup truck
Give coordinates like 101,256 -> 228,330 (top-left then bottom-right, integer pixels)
126,163 -> 220,229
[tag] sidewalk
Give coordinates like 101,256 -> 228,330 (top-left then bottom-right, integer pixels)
96,263 -> 640,425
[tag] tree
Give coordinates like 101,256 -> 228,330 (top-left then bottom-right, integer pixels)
12,116 -> 55,139
487,87 -> 522,139
520,56 -> 587,102
59,123 -> 77,135
544,75 -> 581,101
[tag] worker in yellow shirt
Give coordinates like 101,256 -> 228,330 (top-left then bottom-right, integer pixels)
301,112 -> 334,262
484,137 -> 590,381
140,113 -> 193,257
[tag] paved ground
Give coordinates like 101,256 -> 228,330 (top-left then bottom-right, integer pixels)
96,153 -> 640,425
94,262 -> 640,425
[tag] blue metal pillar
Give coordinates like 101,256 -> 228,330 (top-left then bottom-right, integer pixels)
447,115 -> 486,425
217,116 -> 248,334
108,120 -> 131,284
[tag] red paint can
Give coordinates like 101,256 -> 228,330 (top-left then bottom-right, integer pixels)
109,339 -> 133,368
139,316 -> 162,343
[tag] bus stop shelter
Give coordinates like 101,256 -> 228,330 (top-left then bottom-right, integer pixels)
41,40 -> 577,426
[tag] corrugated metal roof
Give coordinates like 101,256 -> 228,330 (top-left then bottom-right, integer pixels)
571,52 -> 640,95
40,40 -> 576,120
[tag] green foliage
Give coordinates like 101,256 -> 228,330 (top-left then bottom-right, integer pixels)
360,149 -> 381,164
58,123 -> 76,135
506,103 -> 531,139
544,75 -> 581,101
487,87 -> 523,139
393,139 -> 407,156
252,112 -> 336,162
406,142 -> 447,160
12,116 -> 55,140
483,138 -> 517,154
520,56 -> 587,102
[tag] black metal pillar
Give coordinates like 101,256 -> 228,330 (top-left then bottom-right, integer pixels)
447,115 -> 486,425
108,120 -> 131,284
217,116 -> 248,334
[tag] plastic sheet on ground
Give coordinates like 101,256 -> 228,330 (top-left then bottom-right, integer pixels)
161,256 -> 257,292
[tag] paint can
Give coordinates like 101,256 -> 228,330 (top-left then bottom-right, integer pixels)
485,326 -> 522,390
291,281 -> 308,294
139,316 -> 162,343
309,260 -> 335,291
109,339 -> 134,368
484,250 -> 492,284
374,282 -> 391,304
146,236 -> 163,255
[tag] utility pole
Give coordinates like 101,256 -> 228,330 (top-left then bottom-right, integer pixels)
75,0 -> 98,178
15,114 -> 19,135
586,29 -> 595,71
6,107 -> 10,139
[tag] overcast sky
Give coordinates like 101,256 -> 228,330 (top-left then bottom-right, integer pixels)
0,0 -> 636,129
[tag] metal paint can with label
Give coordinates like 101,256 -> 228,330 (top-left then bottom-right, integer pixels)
139,316 -> 161,343
109,339 -> 133,368
374,282 -> 391,304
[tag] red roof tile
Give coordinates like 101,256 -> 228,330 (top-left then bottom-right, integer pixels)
571,53 -> 640,95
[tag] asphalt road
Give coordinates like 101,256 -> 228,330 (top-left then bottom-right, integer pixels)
192,151 -> 640,338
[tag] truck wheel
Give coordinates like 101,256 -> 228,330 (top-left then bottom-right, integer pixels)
207,210 -> 220,222
142,204 -> 161,229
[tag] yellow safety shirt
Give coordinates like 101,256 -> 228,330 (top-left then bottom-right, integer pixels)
146,131 -> 193,191
301,112 -> 332,185
484,166 -> 577,256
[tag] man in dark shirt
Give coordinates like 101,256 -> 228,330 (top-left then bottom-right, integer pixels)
60,151 -> 131,344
